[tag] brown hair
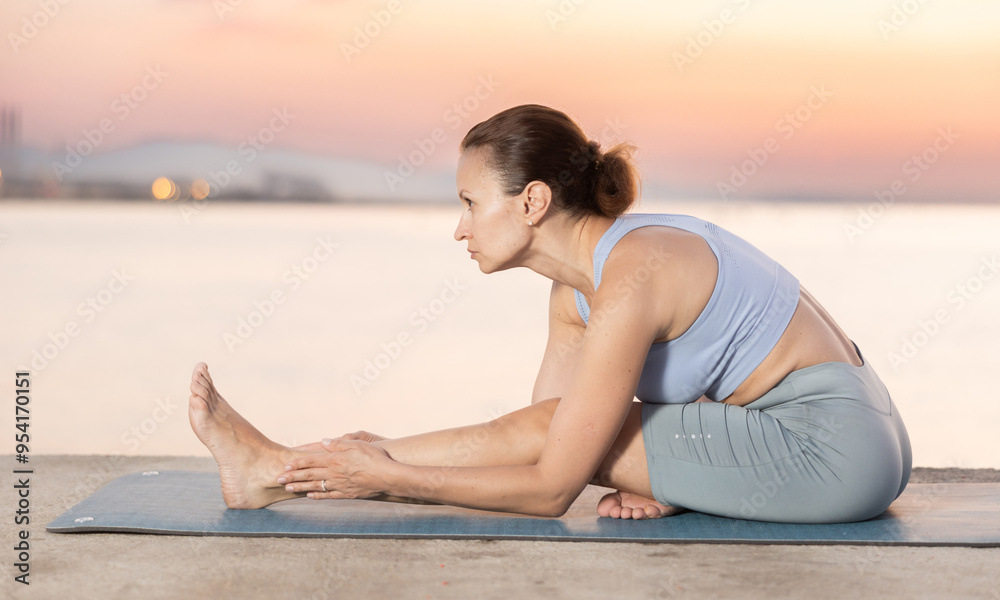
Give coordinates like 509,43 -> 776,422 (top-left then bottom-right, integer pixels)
459,104 -> 640,219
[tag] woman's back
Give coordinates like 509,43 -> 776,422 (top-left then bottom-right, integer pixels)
558,213 -> 865,407
572,213 -> 801,405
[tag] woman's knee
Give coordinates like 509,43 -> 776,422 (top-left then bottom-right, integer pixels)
490,397 -> 560,455
525,397 -> 560,431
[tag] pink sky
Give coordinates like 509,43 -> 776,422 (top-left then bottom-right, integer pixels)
2,0 -> 998,201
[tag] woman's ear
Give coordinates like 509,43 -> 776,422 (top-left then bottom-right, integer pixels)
522,180 -> 553,224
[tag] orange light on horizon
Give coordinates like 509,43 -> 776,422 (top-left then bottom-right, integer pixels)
190,178 -> 210,201
152,176 -> 176,201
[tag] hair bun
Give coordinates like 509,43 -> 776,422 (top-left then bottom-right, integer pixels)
593,142 -> 639,218
587,140 -> 602,170
460,104 -> 640,219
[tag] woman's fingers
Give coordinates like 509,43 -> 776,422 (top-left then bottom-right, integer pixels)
276,466 -> 308,484
284,444 -> 349,472
306,489 -> 351,500
278,439 -> 387,499
341,430 -> 386,443
277,466 -> 328,488
279,445 -> 355,490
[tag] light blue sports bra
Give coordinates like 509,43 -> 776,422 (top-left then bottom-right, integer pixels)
573,213 -> 800,404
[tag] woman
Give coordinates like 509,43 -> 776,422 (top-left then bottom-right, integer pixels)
189,104 -> 911,523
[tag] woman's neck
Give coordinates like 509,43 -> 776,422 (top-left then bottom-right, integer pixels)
520,212 -> 617,297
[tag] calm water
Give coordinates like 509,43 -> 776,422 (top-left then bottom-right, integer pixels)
1,199 -> 998,468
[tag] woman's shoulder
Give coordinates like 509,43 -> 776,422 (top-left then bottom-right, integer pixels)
599,220 -> 719,341
603,218 -> 716,279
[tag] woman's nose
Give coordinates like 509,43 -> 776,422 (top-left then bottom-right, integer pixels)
454,213 -> 469,241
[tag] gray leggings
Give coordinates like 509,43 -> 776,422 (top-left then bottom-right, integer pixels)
641,341 -> 912,523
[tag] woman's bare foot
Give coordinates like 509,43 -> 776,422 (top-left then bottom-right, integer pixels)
596,490 -> 686,519
188,362 -> 304,509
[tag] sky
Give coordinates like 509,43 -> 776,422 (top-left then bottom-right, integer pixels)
2,0 -> 998,202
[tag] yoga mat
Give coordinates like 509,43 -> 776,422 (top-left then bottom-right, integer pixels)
47,471 -> 1000,546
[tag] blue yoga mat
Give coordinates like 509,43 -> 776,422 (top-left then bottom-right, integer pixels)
46,471 -> 1000,545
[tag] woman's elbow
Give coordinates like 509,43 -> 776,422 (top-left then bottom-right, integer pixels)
529,465 -> 580,517
540,486 -> 578,518
535,499 -> 569,518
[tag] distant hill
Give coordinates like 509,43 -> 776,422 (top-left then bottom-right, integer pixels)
9,140 -> 962,205
1,141 -> 459,203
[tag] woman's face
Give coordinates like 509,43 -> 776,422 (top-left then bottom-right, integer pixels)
454,147 -> 529,274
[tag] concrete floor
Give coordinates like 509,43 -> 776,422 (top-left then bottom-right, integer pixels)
7,455 -> 1000,600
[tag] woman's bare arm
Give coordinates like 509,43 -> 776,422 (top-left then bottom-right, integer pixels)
374,256 -> 664,516
531,280 -> 585,405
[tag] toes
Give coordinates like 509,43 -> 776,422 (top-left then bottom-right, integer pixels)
190,379 -> 210,400
596,491 -> 622,518
194,370 -> 211,388
596,490 -> 679,520
193,363 -> 215,387
623,506 -> 644,520
188,393 -> 208,410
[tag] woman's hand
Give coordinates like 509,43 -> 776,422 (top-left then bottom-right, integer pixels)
278,438 -> 394,499
289,430 -> 387,452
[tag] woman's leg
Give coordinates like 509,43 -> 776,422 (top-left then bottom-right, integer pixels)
640,355 -> 910,523
374,398 -> 678,518
189,363 -> 662,515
